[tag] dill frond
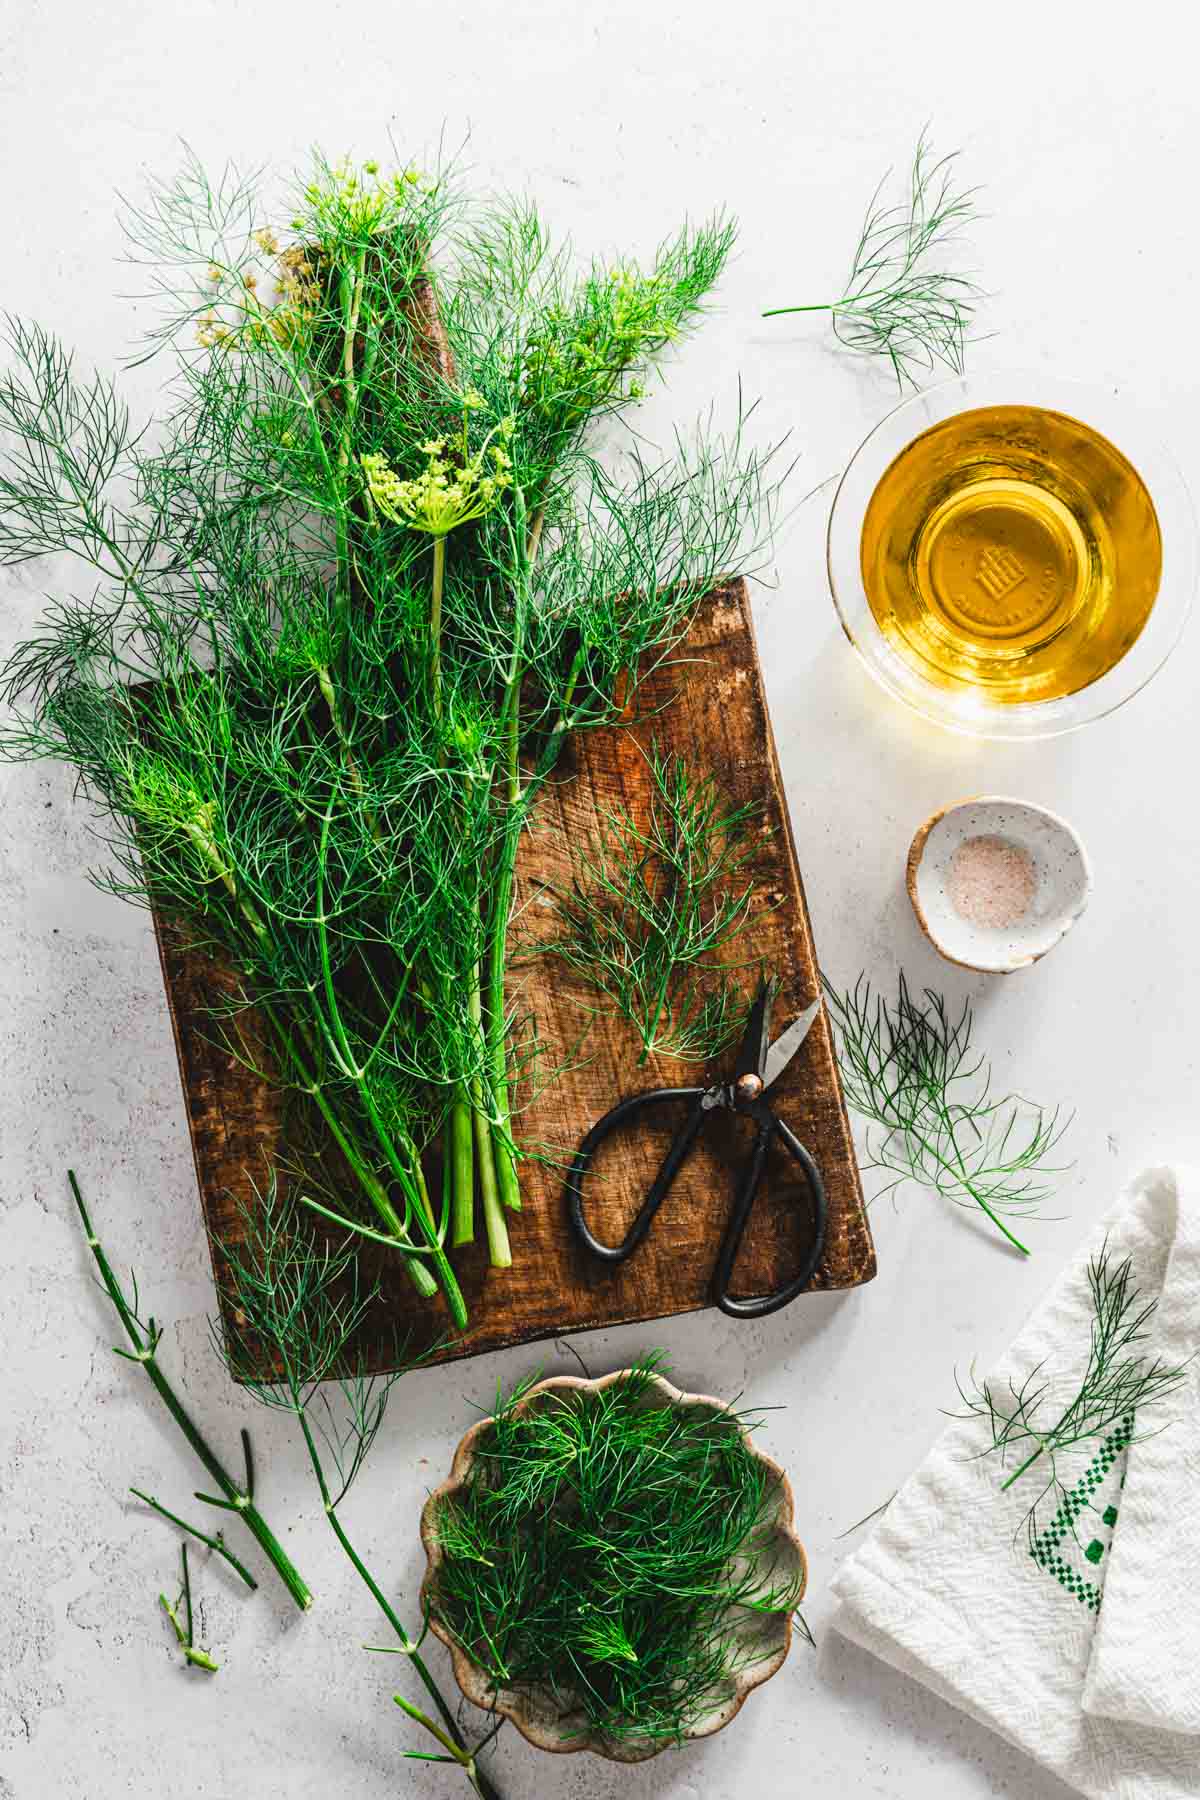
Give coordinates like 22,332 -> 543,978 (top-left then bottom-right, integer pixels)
763,129 -> 982,388
537,742 -> 765,1064
955,1239 -> 1189,1540
824,973 -> 1068,1253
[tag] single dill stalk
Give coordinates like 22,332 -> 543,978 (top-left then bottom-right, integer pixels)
763,130 -> 981,389
130,1488 -> 258,1591
480,489 -> 540,1218
824,974 -> 1067,1253
69,1171 -> 313,1612
429,536 -> 446,717
448,1089 -> 475,1246
540,744 -> 764,1064
159,1541 -> 219,1673
956,1241 -> 1188,1533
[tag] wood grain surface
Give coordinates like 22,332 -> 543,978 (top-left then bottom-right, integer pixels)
152,579 -> 875,1373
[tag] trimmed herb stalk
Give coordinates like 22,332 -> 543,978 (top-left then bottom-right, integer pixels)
468,968 -> 509,1266
131,1486 -> 259,1592
69,1172 -> 313,1612
159,1542 -> 220,1673
218,1185 -> 502,1799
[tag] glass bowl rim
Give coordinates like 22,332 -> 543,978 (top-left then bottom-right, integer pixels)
826,371 -> 1198,740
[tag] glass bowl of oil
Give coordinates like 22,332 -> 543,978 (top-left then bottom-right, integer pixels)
827,374 -> 1197,737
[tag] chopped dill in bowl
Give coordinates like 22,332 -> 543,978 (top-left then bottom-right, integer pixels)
423,1355 -> 806,1754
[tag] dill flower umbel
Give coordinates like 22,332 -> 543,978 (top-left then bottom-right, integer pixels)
297,155 -> 426,242
361,426 -> 514,537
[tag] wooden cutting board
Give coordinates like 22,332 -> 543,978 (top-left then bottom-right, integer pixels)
153,579 -> 875,1373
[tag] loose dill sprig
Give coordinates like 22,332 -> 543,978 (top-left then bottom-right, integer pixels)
955,1240 -> 1188,1539
538,744 -> 765,1063
158,1541 -> 220,1674
763,130 -> 981,388
213,1179 -> 501,1799
428,1354 -> 804,1747
823,974 -> 1068,1254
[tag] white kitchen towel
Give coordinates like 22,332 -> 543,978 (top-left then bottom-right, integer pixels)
831,1167 -> 1200,1800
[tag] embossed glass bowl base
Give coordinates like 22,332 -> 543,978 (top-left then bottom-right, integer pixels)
827,375 -> 1197,739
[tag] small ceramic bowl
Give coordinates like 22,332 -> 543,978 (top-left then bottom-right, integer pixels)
419,1368 -> 806,1763
906,796 -> 1091,973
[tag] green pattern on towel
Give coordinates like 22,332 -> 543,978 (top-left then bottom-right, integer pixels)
1029,1413 -> 1134,1610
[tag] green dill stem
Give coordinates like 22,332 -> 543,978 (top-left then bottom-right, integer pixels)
481,501 -> 544,1219
430,536 -> 446,718
470,967 -> 510,1267
315,804 -> 466,1324
315,663 -> 370,812
1000,1445 -> 1046,1491
292,1406 -> 499,1800
160,1542 -> 220,1672
760,303 -> 836,317
130,1488 -> 258,1591
333,248 -> 367,626
448,1086 -> 475,1247
393,1695 -> 482,1787
761,289 -> 907,318
68,1172 -> 313,1612
261,1005 -> 439,1301
923,1095 -> 1031,1256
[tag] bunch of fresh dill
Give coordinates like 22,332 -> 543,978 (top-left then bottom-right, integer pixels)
427,1355 -> 804,1748
538,742 -> 764,1063
0,151 -> 781,1329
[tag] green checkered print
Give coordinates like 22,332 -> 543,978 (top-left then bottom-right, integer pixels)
1028,1413 -> 1134,1611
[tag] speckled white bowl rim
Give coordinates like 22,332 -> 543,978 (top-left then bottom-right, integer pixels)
419,1369 -> 807,1763
906,795 -> 1092,973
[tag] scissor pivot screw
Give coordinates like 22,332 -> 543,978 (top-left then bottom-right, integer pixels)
734,1073 -> 764,1104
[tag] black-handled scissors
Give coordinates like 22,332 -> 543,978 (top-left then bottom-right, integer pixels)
564,978 -> 827,1319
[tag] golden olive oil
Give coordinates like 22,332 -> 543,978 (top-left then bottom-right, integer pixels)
859,405 -> 1163,705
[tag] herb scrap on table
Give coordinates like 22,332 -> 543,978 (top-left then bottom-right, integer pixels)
214,1177 -> 501,1796
763,128 -> 982,388
534,742 -> 768,1064
955,1240 -> 1189,1542
158,1541 -> 220,1674
0,149 -> 782,1330
823,973 -> 1069,1254
67,1169 -> 312,1611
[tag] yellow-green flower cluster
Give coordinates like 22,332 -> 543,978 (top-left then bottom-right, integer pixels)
361,425 -> 514,538
520,262 -> 683,426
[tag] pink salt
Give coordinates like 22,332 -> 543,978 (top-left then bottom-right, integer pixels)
947,834 -> 1036,930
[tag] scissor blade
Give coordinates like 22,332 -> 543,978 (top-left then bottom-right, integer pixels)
761,998 -> 821,1093
733,978 -> 775,1081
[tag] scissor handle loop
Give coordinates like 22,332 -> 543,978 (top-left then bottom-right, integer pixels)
565,1087 -> 706,1263
712,1111 -> 827,1319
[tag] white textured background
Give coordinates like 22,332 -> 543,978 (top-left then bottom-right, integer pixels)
3,4 -> 1197,1797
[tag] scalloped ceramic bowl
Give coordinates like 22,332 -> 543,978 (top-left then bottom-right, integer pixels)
419,1369 -> 806,1763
